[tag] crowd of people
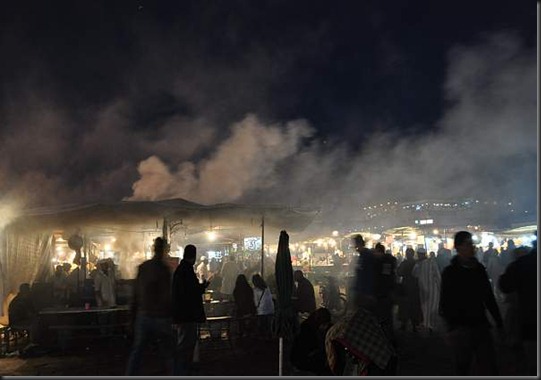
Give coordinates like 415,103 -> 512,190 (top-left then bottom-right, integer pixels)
3,229 -> 536,376
340,231 -> 537,376
125,237 -> 286,375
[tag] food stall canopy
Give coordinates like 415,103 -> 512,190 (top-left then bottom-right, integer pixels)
4,198 -> 320,236
0,199 -> 319,302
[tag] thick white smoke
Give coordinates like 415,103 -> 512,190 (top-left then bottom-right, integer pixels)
127,32 -> 536,226
128,114 -> 314,204
0,31 -> 535,230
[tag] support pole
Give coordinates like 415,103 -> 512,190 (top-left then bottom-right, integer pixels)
279,336 -> 283,376
162,217 -> 169,241
261,215 -> 265,279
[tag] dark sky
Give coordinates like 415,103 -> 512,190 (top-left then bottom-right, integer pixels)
0,1 -> 537,226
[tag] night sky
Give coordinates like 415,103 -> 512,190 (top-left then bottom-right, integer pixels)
0,1 -> 537,226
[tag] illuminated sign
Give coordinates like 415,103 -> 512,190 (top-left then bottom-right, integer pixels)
244,237 -> 262,251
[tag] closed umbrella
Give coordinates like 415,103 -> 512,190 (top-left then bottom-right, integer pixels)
273,230 -> 298,376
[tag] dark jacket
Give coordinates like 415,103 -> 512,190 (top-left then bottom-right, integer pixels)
291,314 -> 332,375
9,293 -> 35,326
354,248 -> 374,297
294,277 -> 317,313
439,256 -> 503,331
373,253 -> 397,298
132,257 -> 172,318
498,249 -> 537,341
172,259 -> 207,323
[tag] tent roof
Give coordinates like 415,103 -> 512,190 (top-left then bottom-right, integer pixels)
6,199 -> 320,236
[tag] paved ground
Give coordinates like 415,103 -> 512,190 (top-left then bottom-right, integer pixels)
0,303 -> 534,376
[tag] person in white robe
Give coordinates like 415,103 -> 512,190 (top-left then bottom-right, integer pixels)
94,259 -> 117,307
196,256 -> 210,284
412,250 -> 441,333
220,255 -> 241,299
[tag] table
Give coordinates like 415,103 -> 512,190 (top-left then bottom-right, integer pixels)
38,305 -> 132,352
39,305 -> 130,315
198,315 -> 234,350
203,300 -> 234,318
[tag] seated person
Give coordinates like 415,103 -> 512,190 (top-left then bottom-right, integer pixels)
293,270 -> 316,314
291,307 -> 333,375
9,283 -> 39,342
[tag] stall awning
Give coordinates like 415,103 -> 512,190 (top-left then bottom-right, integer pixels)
5,198 -> 320,236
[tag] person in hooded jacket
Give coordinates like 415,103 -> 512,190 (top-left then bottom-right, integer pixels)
172,244 -> 210,375
439,231 -> 503,376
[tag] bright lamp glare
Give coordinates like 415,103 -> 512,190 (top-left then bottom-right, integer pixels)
207,231 -> 217,241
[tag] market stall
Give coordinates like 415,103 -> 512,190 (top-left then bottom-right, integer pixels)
0,199 -> 318,314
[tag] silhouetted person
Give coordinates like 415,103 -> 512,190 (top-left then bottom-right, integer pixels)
9,283 -> 39,343
397,248 -> 422,332
252,273 -> 274,339
332,252 -> 344,277
498,238 -> 537,375
439,231 -> 503,376
293,270 -> 316,314
126,237 -> 174,375
52,265 -> 68,305
436,242 -> 452,273
291,307 -> 333,375
172,244 -> 209,375
352,234 -> 375,309
499,239 -> 516,269
372,242 -> 397,341
220,255 -> 241,300
233,274 -> 256,338
482,242 -> 496,267
395,251 -> 404,267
